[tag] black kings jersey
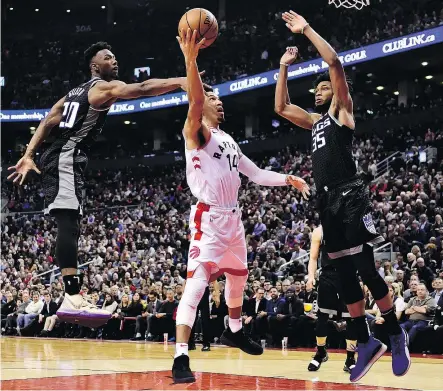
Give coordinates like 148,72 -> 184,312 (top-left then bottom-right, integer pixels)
311,112 -> 356,190
48,77 -> 109,152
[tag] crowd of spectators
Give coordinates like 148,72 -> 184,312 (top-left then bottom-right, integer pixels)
2,0 -> 442,108
1,113 -> 442,352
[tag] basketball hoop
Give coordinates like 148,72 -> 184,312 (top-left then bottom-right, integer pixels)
329,0 -> 370,10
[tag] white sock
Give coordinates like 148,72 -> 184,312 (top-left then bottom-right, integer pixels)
135,333 -> 141,338
175,342 -> 189,358
229,318 -> 242,333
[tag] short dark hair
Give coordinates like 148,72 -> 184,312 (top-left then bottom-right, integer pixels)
84,41 -> 112,65
203,84 -> 213,93
313,71 -> 353,93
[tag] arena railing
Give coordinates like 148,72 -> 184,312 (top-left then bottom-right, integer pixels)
371,151 -> 401,183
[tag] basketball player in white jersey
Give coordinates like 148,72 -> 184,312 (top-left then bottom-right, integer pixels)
172,28 -> 310,383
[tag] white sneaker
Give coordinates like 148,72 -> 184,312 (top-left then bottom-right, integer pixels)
56,293 -> 112,328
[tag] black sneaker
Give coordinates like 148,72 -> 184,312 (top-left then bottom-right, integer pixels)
201,344 -> 211,352
344,356 -> 356,373
172,355 -> 195,383
220,327 -> 263,355
308,351 -> 328,371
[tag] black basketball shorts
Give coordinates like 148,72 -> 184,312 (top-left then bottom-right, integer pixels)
317,268 -> 349,318
41,145 -> 87,216
317,177 -> 384,260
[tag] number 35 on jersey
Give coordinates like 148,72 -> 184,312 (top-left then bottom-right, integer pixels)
312,116 -> 329,152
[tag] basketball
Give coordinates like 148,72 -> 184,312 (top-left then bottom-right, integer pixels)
178,8 -> 219,48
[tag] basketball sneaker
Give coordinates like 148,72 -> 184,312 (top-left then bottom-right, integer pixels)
220,327 -> 263,355
350,336 -> 387,382
56,293 -> 111,328
343,356 -> 356,373
308,350 -> 329,371
172,354 -> 195,383
389,329 -> 411,377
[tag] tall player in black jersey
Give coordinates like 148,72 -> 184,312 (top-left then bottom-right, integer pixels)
8,42 -> 190,328
275,11 -> 410,382
306,225 -> 356,373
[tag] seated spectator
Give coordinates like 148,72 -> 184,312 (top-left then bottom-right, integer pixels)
254,287 -> 284,342
37,291 -> 58,337
404,279 -> 419,303
401,283 -> 437,346
1,292 -> 17,331
150,289 -> 178,342
270,285 -> 304,347
17,291 -> 43,334
416,258 -> 435,290
134,291 -> 162,341
430,278 -> 443,303
209,287 -> 228,342
243,287 -> 267,341
3,291 -> 30,335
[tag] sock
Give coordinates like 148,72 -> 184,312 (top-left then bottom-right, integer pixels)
135,333 -> 141,338
347,350 -> 356,360
63,275 -> 81,296
316,336 -> 327,347
346,339 -> 357,352
351,316 -> 370,344
229,318 -> 242,333
381,306 -> 402,335
175,342 -> 189,358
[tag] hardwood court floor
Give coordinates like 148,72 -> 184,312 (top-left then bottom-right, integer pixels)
1,337 -> 441,390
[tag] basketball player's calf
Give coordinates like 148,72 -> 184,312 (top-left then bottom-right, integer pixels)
219,272 -> 263,355
54,210 -> 111,328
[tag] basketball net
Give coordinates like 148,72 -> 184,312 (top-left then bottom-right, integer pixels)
329,0 -> 370,10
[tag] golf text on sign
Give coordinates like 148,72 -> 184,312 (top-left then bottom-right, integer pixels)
1,26 -> 441,122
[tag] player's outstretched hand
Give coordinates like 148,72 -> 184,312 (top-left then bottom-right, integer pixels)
7,156 -> 41,185
286,175 -> 311,200
177,28 -> 206,62
282,11 -> 309,34
280,46 -> 298,66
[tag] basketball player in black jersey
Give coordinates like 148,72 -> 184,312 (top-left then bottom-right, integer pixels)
8,42 -> 190,327
274,11 -> 410,382
306,225 -> 356,373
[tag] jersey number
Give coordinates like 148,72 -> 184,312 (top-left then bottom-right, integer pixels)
226,154 -> 238,171
312,131 -> 326,152
60,102 -> 80,129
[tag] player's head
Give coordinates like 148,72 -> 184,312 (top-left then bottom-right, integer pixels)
84,42 -> 118,81
313,71 -> 352,113
202,85 -> 225,125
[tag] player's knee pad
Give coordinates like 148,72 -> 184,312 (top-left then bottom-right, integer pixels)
353,245 -> 388,301
224,272 -> 247,308
315,311 -> 330,337
176,265 -> 209,328
52,209 -> 80,270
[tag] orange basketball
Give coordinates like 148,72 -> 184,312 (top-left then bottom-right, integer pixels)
178,8 -> 218,49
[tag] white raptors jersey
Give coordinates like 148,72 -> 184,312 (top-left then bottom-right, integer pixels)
185,127 -> 241,208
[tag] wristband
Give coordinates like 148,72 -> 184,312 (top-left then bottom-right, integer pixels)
301,23 -> 310,34
280,62 -> 289,67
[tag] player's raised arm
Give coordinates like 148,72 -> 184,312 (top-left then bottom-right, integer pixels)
274,47 -> 318,130
177,28 -> 210,149
306,226 -> 322,291
238,151 -> 310,199
282,11 -> 352,114
89,77 -> 185,108
7,96 -> 65,185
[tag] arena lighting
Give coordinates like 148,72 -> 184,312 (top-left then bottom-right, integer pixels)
376,86 -> 384,90
394,91 -> 399,95
308,89 -> 315,93
124,120 -> 130,125
9,7 -> 13,10
421,61 -> 428,66
35,9 -> 39,12
101,5 -> 106,9
30,127 -> 36,130
114,22 -> 117,25
66,9 -> 71,13
367,73 -> 373,77
425,75 -> 433,79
